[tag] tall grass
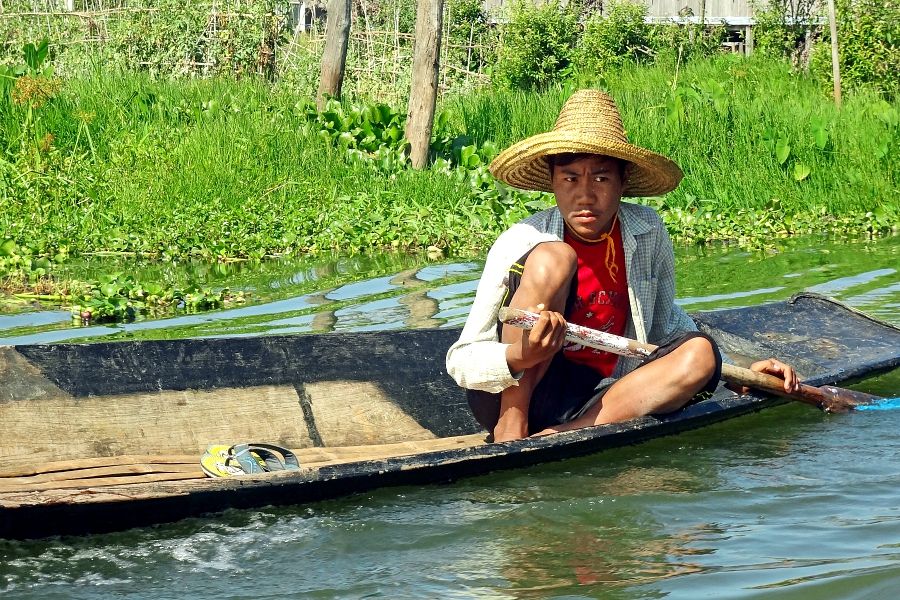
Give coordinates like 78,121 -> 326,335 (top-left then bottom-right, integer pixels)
2,56 -> 898,263
449,55 -> 899,215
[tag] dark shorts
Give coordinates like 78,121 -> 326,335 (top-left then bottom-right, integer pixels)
466,247 -> 723,435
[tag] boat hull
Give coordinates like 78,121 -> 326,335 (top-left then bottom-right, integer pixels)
2,293 -> 899,539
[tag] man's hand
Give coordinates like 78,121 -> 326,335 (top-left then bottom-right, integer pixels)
505,303 -> 568,374
726,358 -> 801,395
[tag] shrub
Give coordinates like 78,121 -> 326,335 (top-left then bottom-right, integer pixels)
444,0 -> 497,82
810,0 -> 900,96
578,0 -> 652,74
752,0 -> 821,62
494,0 -> 579,90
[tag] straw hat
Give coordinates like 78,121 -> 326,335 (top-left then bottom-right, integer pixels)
489,89 -> 683,197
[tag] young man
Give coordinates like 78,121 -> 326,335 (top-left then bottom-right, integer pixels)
446,90 -> 799,442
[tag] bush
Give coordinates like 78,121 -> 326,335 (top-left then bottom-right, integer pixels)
752,0 -> 820,68
494,0 -> 579,90
444,0 -> 497,82
577,0 -> 651,74
810,0 -> 900,97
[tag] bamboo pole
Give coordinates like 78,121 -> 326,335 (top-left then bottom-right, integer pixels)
406,0 -> 443,169
317,0 -> 351,110
827,0 -> 842,109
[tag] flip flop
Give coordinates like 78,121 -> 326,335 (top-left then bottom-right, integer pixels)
240,443 -> 300,472
200,452 -> 245,477
200,443 -> 300,477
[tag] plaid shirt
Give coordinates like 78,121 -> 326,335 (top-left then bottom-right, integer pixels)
446,202 -> 732,393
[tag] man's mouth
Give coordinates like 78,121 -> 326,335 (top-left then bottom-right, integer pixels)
571,212 -> 597,223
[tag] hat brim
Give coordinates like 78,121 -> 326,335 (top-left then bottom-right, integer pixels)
489,131 -> 683,197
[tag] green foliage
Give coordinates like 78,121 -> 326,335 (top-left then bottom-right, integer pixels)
752,0 -> 820,60
578,0 -> 652,73
810,0 -> 900,97
494,0 -> 580,90
444,0 -> 497,84
68,273 -> 243,322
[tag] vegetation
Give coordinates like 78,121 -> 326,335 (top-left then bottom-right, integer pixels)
1,0 -> 899,322
810,0 -> 900,97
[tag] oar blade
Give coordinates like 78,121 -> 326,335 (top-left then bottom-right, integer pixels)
819,386 -> 886,413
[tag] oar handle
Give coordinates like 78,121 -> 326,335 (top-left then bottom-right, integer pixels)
497,307 -> 865,412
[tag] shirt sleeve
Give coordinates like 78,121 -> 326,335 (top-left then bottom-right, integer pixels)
445,239 -> 522,393
445,219 -> 560,392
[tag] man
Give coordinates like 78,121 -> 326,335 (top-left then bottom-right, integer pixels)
446,90 -> 799,442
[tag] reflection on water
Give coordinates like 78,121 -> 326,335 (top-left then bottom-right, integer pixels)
2,234 -> 900,346
1,234 -> 900,599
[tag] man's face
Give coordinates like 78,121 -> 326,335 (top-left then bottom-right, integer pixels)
551,154 -> 629,240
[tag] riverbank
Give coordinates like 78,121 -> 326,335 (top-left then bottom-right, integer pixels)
2,55 -> 898,316
4,56 -> 898,262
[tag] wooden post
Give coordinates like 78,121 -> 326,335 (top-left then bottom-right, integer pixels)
827,0 -> 842,109
406,0 -> 444,170
317,0 -> 352,111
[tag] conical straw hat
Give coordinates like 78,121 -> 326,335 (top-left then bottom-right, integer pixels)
489,89 -> 683,197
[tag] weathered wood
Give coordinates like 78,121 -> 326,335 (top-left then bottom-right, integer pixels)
2,294 -> 899,539
0,346 -> 68,402
317,0 -> 352,110
0,385 -> 314,471
406,0 -> 443,169
0,472 -> 202,494
303,380 -> 437,447
0,455 -> 197,478
827,0 -> 842,109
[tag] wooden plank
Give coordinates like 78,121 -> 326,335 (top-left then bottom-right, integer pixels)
0,472 -> 203,494
0,463 -> 201,490
0,385 -> 313,471
0,455 -> 197,478
304,380 -> 438,447
293,433 -> 487,466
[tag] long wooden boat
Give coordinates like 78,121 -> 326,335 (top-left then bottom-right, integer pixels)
1,292 -> 899,540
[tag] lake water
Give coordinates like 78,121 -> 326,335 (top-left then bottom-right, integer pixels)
1,234 -> 899,599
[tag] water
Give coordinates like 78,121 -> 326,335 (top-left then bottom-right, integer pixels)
1,234 -> 900,599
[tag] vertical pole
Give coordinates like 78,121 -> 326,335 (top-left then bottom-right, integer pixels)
406,0 -> 444,170
317,0 -> 351,111
745,24 -> 753,56
827,0 -> 842,109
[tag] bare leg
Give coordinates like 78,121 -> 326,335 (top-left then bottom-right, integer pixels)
537,336 -> 718,435
494,242 -> 577,442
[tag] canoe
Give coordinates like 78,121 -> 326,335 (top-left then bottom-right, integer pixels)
1,292 -> 899,540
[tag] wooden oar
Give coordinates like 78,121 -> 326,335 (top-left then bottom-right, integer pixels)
498,307 -> 884,413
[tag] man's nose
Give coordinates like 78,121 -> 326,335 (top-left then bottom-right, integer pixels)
575,178 -> 598,203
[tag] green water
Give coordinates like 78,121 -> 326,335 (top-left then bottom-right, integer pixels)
1,234 -> 899,599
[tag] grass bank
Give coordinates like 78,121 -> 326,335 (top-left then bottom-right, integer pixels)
2,55 -> 898,269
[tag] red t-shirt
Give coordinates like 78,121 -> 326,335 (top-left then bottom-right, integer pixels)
563,220 -> 630,378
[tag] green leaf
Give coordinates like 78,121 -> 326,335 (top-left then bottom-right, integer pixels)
100,283 -> 119,297
761,127 -> 776,151
666,94 -> 684,126
0,239 -> 17,257
810,117 -> 829,150
775,136 -> 791,164
793,163 -> 811,181
876,136 -> 890,160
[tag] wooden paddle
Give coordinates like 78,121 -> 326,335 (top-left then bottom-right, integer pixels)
498,307 -> 883,412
